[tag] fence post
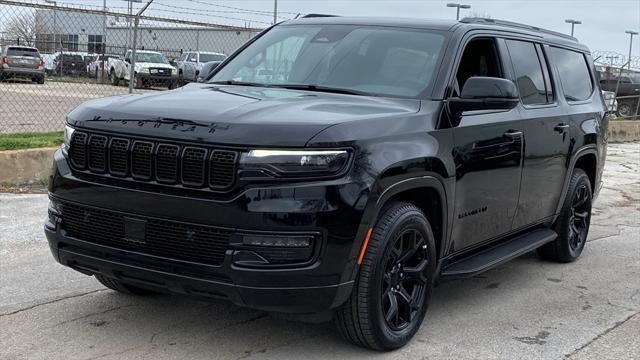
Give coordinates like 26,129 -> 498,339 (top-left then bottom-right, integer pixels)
128,0 -> 154,94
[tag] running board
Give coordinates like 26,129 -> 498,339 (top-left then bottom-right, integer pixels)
440,228 -> 557,280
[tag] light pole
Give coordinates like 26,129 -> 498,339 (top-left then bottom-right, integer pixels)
565,19 -> 581,37
625,30 -> 638,70
273,0 -> 278,25
447,3 -> 471,20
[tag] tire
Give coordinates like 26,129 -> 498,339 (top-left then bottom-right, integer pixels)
178,70 -> 184,86
132,74 -> 142,89
617,100 -> 638,118
95,274 -> 156,295
110,70 -> 119,86
37,76 -> 45,84
335,202 -> 436,351
168,80 -> 176,90
538,168 -> 592,262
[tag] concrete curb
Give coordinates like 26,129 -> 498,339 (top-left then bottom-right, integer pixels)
0,121 -> 638,184
608,120 -> 640,143
0,147 -> 57,184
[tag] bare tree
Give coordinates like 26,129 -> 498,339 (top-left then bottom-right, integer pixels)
3,11 -> 46,46
470,12 -> 492,19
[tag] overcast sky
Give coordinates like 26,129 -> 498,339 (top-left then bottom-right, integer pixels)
10,0 -> 640,57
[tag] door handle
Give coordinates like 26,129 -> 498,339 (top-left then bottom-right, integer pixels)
554,124 -> 570,133
503,130 -> 523,138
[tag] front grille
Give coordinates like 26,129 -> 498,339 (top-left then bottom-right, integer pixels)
68,131 -> 238,190
150,68 -> 172,77
61,201 -> 231,265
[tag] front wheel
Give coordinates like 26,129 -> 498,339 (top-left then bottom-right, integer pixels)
335,202 -> 436,351
110,70 -> 119,86
538,168 -> 592,262
617,100 -> 638,118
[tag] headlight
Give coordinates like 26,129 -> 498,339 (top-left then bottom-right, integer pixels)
63,124 -> 75,150
138,67 -> 149,73
240,149 -> 350,178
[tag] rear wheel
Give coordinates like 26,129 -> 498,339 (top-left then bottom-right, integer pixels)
37,76 -> 45,84
335,202 -> 436,351
538,168 -> 592,262
95,274 -> 156,295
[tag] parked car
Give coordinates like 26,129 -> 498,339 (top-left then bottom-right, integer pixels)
41,53 -> 57,75
53,52 -> 88,77
0,45 -> 45,83
600,74 -> 640,117
108,49 -> 177,89
177,51 -> 226,84
47,16 -> 607,351
196,60 -> 223,83
87,54 -> 120,79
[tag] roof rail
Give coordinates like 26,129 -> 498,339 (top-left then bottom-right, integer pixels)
302,14 -> 339,18
460,17 -> 577,42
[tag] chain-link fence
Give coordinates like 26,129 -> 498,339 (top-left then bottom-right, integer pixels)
592,50 -> 640,120
1,0 -> 264,133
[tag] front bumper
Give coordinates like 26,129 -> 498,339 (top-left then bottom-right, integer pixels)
138,73 -> 177,85
45,148 -> 368,313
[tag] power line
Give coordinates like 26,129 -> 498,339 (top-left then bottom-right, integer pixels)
153,1 -> 288,20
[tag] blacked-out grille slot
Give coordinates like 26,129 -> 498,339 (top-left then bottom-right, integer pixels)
69,132 -> 88,169
210,151 -> 237,189
182,147 -> 207,186
155,144 -> 180,183
109,138 -> 130,176
131,141 -> 154,180
66,132 -> 238,192
60,202 -> 231,265
88,135 -> 108,173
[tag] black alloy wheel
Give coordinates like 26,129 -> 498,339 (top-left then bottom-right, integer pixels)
538,168 -> 592,262
382,228 -> 429,331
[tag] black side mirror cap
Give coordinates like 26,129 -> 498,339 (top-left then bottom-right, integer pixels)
448,76 -> 520,115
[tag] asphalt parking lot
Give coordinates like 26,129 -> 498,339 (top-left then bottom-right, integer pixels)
1,142 -> 638,360
0,80 -> 151,133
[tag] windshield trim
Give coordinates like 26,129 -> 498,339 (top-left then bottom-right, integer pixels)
207,24 -> 450,100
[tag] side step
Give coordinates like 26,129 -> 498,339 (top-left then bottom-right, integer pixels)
440,228 -> 557,280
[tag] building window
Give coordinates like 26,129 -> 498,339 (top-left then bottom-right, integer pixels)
62,34 -> 79,51
88,35 -> 104,54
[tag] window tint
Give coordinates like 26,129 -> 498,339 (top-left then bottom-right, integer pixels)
549,47 -> 593,101
505,40 -> 549,105
456,38 -> 503,94
7,47 -> 40,57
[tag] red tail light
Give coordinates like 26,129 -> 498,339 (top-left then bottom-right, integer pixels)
39,57 -> 45,67
1,56 -> 7,65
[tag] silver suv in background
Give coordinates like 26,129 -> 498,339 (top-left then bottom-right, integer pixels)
177,51 -> 226,84
0,45 -> 45,84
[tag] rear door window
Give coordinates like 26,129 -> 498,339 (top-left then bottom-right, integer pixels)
549,47 -> 593,101
7,47 -> 40,57
505,40 -> 550,105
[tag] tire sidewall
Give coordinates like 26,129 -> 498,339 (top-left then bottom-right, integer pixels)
557,170 -> 592,259
364,207 -> 437,349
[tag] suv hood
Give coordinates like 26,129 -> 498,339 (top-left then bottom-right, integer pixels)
68,83 -> 421,147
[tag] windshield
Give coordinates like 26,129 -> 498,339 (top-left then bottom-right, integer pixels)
210,25 -> 446,98
134,52 -> 168,64
200,53 -> 226,62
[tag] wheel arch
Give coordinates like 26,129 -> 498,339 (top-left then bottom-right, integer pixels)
554,145 -> 598,216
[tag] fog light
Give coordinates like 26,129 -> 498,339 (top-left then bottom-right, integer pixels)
232,234 -> 316,267
46,200 -> 62,230
242,235 -> 311,248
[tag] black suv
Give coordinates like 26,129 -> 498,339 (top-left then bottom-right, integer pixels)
45,16 -> 607,350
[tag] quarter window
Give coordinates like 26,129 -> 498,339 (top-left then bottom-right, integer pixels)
549,47 -> 593,101
505,40 -> 550,105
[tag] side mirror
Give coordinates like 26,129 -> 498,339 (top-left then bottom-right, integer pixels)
169,60 -> 177,67
447,77 -> 519,115
124,58 -> 131,64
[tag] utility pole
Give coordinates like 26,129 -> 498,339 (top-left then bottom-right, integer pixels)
446,3 -> 471,21
128,0 -> 154,94
565,19 -> 581,37
273,0 -> 278,25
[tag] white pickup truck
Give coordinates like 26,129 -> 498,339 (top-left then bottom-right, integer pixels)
108,50 -> 178,89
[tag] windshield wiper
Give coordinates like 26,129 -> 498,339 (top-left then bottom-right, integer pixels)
271,84 -> 373,96
210,80 -> 267,87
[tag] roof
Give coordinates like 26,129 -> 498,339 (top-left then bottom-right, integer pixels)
283,16 -> 589,52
